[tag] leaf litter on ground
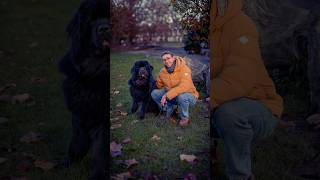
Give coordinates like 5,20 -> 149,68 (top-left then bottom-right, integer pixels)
34,159 -> 56,171
111,123 -> 122,130
110,141 -> 122,157
151,134 -> 161,141
122,137 -> 131,144
20,131 -> 44,143
115,159 -> 138,169
180,154 -> 197,164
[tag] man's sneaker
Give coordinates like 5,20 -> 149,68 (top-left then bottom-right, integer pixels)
179,118 -> 190,126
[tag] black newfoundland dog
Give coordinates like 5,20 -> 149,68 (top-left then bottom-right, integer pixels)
58,0 -> 108,179
128,61 -> 158,119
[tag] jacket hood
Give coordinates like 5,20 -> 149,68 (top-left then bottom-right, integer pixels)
210,0 -> 244,28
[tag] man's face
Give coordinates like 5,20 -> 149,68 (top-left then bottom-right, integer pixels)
162,54 -> 175,68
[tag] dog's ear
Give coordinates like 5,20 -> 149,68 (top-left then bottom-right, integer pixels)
149,65 -> 154,71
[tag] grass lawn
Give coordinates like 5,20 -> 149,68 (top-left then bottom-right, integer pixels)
110,53 -> 210,179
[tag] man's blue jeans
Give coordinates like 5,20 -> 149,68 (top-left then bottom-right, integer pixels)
211,98 -> 279,180
151,89 -> 196,119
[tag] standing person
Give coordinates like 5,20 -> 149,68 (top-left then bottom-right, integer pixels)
209,0 -> 283,179
151,52 -> 199,126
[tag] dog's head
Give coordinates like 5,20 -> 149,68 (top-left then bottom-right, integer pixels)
67,0 -> 109,60
129,61 -> 154,87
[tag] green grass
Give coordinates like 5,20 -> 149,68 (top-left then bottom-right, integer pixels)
110,53 -> 210,179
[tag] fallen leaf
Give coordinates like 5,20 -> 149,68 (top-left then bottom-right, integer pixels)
111,172 -> 132,180
34,159 -> 55,171
20,131 -> 44,143
180,154 -> 197,163
120,111 -> 128,116
11,93 -> 33,104
111,123 -> 122,130
110,117 -> 120,122
21,152 -> 37,160
113,90 -> 120,95
115,110 -> 128,117
307,114 -> 320,125
0,117 -> 9,124
151,134 -> 161,141
116,103 -> 122,107
183,173 -> 197,180
122,138 -> 131,144
177,136 -> 183,141
0,157 -> 7,164
131,120 -> 139,124
116,159 -> 138,169
110,141 -> 122,157
0,83 -> 16,95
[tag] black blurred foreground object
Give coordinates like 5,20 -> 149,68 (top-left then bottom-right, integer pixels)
58,0 -> 109,179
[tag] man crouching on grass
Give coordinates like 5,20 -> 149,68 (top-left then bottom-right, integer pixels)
151,51 -> 199,126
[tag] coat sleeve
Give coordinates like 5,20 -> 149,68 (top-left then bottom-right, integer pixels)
156,75 -> 164,89
166,66 -> 193,100
211,34 -> 262,108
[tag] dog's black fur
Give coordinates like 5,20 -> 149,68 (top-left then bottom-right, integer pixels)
58,0 -> 109,179
128,61 -> 158,119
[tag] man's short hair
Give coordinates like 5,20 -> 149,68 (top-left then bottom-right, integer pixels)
161,51 -> 174,58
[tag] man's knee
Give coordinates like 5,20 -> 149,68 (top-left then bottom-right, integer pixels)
176,93 -> 195,105
151,89 -> 162,100
213,104 -> 241,131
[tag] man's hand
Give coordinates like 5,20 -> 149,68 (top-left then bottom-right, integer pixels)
161,94 -> 167,106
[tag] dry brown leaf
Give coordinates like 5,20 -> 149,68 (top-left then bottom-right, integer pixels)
131,120 -> 139,125
180,154 -> 197,163
125,159 -> 138,168
183,173 -> 197,180
122,138 -> 131,144
120,111 -> 128,116
0,157 -> 7,164
110,117 -> 120,122
111,172 -> 132,180
0,83 -> 16,95
151,134 -> 161,141
307,114 -> 320,125
115,110 -> 128,117
116,103 -> 122,107
111,123 -> 122,130
116,159 -> 138,169
110,141 -> 122,157
113,90 -> 120,95
34,160 -> 55,171
20,131 -> 44,143
11,93 -> 33,104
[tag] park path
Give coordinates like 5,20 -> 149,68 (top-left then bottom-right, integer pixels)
126,46 -> 210,65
